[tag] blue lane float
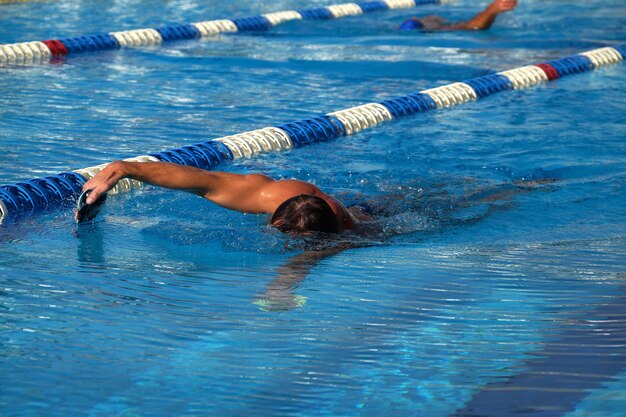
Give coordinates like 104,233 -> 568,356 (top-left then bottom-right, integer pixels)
462,74 -> 512,99
0,44 -> 624,222
231,16 -> 272,32
379,93 -> 437,118
355,1 -> 389,13
546,55 -> 594,77
0,173 -> 86,219
155,24 -> 201,42
0,0 -> 445,66
57,34 -> 120,54
297,7 -> 335,20
150,141 -> 233,171
278,116 -> 346,148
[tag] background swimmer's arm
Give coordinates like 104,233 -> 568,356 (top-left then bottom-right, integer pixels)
455,0 -> 517,31
83,161 -> 277,213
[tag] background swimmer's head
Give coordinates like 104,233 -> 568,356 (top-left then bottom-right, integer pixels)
399,18 -> 424,31
270,194 -> 339,234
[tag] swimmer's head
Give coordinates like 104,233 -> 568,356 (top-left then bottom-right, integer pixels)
399,18 -> 424,31
270,194 -> 339,234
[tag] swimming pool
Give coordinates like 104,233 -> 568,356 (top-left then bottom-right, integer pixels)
1,0 -> 626,415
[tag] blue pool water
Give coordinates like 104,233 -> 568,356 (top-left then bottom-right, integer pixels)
1,1 -> 626,416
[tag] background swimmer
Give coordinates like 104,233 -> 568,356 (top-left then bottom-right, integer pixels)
400,0 -> 518,31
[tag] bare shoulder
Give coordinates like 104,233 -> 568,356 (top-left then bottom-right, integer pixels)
254,179 -> 319,212
260,179 -> 318,198
242,173 -> 275,185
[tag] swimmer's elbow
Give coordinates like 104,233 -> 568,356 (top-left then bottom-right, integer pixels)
437,22 -> 477,31
458,22 -> 488,31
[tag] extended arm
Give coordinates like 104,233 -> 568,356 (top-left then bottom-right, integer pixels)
456,0 -> 517,30
412,0 -> 517,32
82,161 -> 277,213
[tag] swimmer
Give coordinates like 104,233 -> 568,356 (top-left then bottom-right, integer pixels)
82,161 -> 556,312
81,160 -> 372,235
400,0 -> 518,31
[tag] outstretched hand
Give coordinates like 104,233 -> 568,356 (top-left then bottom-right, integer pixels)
82,161 -> 125,205
490,0 -> 518,13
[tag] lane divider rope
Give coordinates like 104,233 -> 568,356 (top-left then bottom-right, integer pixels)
0,0 -> 446,66
0,43 -> 624,222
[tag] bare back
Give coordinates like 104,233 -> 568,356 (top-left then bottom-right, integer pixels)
254,178 -> 357,232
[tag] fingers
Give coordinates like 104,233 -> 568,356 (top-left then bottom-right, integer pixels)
494,0 -> 517,11
85,175 -> 115,204
86,185 -> 106,205
82,177 -> 95,192
81,161 -> 123,204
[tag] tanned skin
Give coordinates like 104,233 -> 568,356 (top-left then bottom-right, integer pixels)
406,0 -> 518,31
82,161 -> 361,232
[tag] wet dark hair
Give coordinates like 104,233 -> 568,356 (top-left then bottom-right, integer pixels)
270,194 -> 339,234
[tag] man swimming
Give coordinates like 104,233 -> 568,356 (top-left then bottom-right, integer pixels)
81,159 -> 553,235
400,0 -> 518,31
82,161 -> 555,311
81,160 -> 371,234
